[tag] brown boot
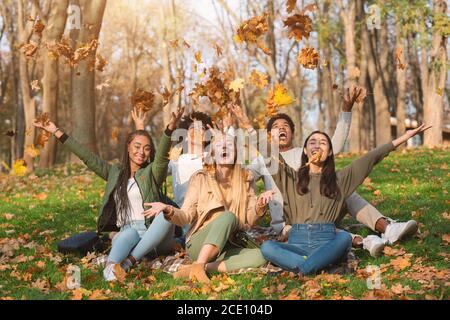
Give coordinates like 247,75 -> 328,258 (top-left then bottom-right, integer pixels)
173,264 -> 192,279
189,263 -> 210,284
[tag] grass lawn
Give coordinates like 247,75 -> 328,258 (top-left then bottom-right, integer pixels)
0,147 -> 449,300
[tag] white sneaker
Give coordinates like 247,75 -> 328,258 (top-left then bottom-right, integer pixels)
103,263 -> 117,282
363,235 -> 387,258
120,258 -> 133,272
382,220 -> 418,244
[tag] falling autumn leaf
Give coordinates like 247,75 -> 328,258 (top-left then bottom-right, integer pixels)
25,145 -> 40,158
131,88 -> 154,113
235,13 -> 270,54
249,70 -> 268,89
12,159 -> 27,176
5,130 -> 16,137
213,43 -> 223,57
266,84 -> 295,117
229,78 -> 245,92
160,86 -> 174,106
168,39 -> 179,48
301,3 -> 318,14
286,0 -> 297,13
297,47 -> 319,69
348,66 -> 361,79
284,14 -> 313,41
31,80 -> 41,92
195,51 -> 203,64
33,20 -> 45,37
95,53 -> 108,72
20,42 -> 39,58
36,131 -> 51,148
182,39 -> 191,49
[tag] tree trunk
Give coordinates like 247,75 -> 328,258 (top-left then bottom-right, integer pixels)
422,0 -> 447,147
17,0 -> 37,171
70,0 -> 106,157
341,0 -> 358,152
365,23 -> 391,146
395,23 -> 406,139
39,0 -> 69,168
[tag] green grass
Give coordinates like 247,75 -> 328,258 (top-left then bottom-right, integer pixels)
0,147 -> 449,300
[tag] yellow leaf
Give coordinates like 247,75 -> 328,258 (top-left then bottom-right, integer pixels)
169,146 -> 182,161
229,78 -> 245,92
71,288 -> 92,300
12,159 -> 27,176
273,84 -> 294,106
25,145 -> 40,158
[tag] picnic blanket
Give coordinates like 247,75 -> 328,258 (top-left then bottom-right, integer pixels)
142,226 -> 360,275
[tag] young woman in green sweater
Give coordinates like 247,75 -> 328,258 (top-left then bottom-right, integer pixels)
33,107 -> 184,281
261,124 -> 431,275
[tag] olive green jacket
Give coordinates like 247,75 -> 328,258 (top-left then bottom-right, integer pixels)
59,132 -> 172,232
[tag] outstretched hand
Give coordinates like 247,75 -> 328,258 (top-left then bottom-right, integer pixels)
131,107 -> 147,130
227,103 -> 253,131
392,123 -> 432,148
32,119 -> 58,134
342,86 -> 364,112
167,106 -> 185,131
142,202 -> 167,218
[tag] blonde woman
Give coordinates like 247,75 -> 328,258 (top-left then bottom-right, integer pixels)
143,129 -> 274,283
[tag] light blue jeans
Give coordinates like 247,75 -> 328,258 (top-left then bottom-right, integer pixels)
107,213 -> 176,264
260,223 -> 352,275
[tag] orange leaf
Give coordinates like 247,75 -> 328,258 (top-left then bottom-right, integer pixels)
284,14 -> 313,41
297,47 -> 319,69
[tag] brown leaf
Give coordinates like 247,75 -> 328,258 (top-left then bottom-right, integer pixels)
442,234 -> 450,244
195,51 -> 203,64
20,42 -> 39,58
297,47 -> 319,69
287,0 -> 297,13
280,288 -> 301,300
25,145 -> 40,158
33,20 -> 45,37
113,264 -> 126,283
71,288 -> 92,300
284,14 -> 313,41
390,256 -> 411,271
248,70 -> 268,89
131,88 -> 155,112
111,127 -> 119,142
213,43 -> 223,57
36,131 -> 51,148
95,53 -> 108,72
235,13 -> 269,50
383,246 -> 406,257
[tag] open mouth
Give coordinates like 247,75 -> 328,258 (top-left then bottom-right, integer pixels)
221,151 -> 228,158
279,132 -> 287,139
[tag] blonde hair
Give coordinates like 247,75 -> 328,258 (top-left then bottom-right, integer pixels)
204,134 -> 250,229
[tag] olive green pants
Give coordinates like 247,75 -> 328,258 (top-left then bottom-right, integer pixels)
186,211 -> 266,271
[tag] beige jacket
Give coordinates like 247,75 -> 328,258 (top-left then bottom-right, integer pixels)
166,169 -> 264,243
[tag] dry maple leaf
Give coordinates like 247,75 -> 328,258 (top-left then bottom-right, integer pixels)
287,0 -> 297,13
72,39 -> 98,66
390,256 -> 411,271
168,39 -> 179,49
297,47 -> 319,69
36,131 -> 51,148
266,84 -> 295,117
229,78 -> 245,92
235,13 -> 270,54
25,145 -> 40,158
71,288 -> 92,300
131,88 -> 154,112
113,264 -> 126,282
306,150 -> 323,166
284,14 -> 313,41
35,112 -> 50,127
33,20 -> 45,37
249,70 -> 268,89
20,42 -> 38,58
160,86 -> 174,106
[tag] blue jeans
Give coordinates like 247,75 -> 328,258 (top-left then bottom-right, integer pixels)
107,213 -> 176,264
260,223 -> 352,275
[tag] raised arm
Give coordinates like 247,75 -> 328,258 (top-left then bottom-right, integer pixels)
33,120 -> 111,180
150,106 -> 185,186
338,124 -> 431,198
331,87 -> 364,154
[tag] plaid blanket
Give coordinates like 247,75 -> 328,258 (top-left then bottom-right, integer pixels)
144,227 -> 360,275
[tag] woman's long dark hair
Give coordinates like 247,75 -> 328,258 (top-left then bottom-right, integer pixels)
103,130 -> 155,227
297,131 -> 340,199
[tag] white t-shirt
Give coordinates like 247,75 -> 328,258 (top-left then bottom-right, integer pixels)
116,178 -> 145,227
168,153 -> 205,207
